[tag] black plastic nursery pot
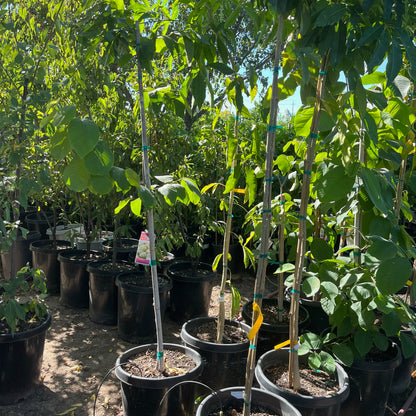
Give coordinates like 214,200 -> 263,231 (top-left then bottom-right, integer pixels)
115,343 -> 203,416
211,242 -> 244,275
58,249 -> 106,308
102,238 -> 139,262
181,317 -> 250,394
25,212 -> 55,237
115,271 -> 172,343
339,343 -> 401,416
0,312 -> 52,405
242,298 -> 310,356
390,330 -> 416,395
1,231 -> 42,280
167,261 -> 217,324
30,240 -> 72,294
255,348 -> 350,416
196,386 -> 302,416
87,260 -> 135,325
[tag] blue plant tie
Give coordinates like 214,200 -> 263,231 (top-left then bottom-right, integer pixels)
157,352 -> 163,358
291,289 -> 300,294
268,260 -> 283,265
304,170 -> 311,176
310,132 -> 319,139
249,344 -> 256,349
259,254 -> 268,259
319,71 -> 327,75
289,349 -> 298,353
142,145 -> 150,151
136,42 -> 140,49
227,213 -> 234,217
222,265 -> 228,268
262,209 -> 272,214
299,215 -> 307,221
230,168 -> 234,173
149,259 -> 157,266
273,66 -> 280,73
253,293 -> 263,299
277,308 -> 285,312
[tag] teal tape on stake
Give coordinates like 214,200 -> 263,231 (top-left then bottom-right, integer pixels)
310,133 -> 319,139
254,294 -> 263,299
262,209 -> 271,213
289,349 -> 298,353
273,66 -> 280,73
149,260 -> 157,266
304,170 -> 311,176
291,289 -> 300,294
259,254 -> 268,259
249,345 -> 256,349
142,145 -> 150,151
299,215 -> 307,220
157,352 -> 163,358
319,71 -> 327,75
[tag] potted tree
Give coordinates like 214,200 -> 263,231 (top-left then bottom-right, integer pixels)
0,265 -> 51,404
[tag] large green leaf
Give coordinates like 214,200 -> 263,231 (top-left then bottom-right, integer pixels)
110,167 -> 130,191
207,62 -> 234,75
125,168 -> 141,187
354,328 -> 373,357
382,311 -> 402,337
332,343 -> 354,366
84,141 -> 114,175
360,168 -> 393,214
315,165 -> 355,203
137,185 -> 155,210
302,276 -> 320,297
63,157 -> 90,192
311,238 -> 333,261
68,118 -> 99,158
367,236 -> 398,261
158,183 -> 187,205
181,178 -> 201,204
138,36 -> 156,74
50,130 -> 71,160
400,332 -> 416,359
89,175 -> 113,194
368,29 -> 388,72
376,257 -> 412,295
52,105 -> 76,127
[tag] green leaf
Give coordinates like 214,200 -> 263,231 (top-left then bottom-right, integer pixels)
110,167 -> 130,191
110,0 -> 124,11
191,71 -> 206,108
368,29 -> 388,72
274,263 -> 295,274
294,107 -> 314,137
300,332 -> 323,350
302,276 -> 320,297
308,352 -> 321,370
276,154 -> 291,176
372,331 -> 389,351
382,311 -> 402,337
63,157 -> 90,192
50,130 -> 71,160
212,254 -> 222,271
125,168 -> 141,187
53,105 -> 76,127
321,281 -> 338,300
84,141 -> 114,175
354,328 -> 373,357
332,343 -> 354,366
68,118 -> 99,158
314,4 -> 347,27
89,175 -> 113,194
181,178 -> 201,204
367,236 -> 398,261
138,36 -> 156,74
158,183 -> 187,205
400,332 -> 416,359
316,165 -> 354,203
130,198 -> 142,216
207,62 -> 234,75
320,351 -> 336,374
114,198 -> 130,215
361,168 -> 392,214
386,38 -> 402,86
376,257 -> 412,295
311,238 -> 334,261
137,185 -> 155,210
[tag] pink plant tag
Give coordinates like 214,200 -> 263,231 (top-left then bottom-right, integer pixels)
135,231 -> 150,265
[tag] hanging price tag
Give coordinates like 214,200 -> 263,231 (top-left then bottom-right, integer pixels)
135,232 -> 150,265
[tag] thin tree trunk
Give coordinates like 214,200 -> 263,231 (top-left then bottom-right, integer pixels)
135,22 -> 164,372
288,51 -> 329,391
243,14 -> 284,416
217,114 -> 239,343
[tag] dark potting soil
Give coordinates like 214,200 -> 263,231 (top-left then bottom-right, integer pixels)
121,274 -> 169,287
122,348 -> 196,378
208,409 -> 280,416
364,344 -> 398,363
0,311 -> 48,335
264,362 -> 340,397
189,320 -> 248,344
96,262 -> 136,272
174,265 -> 214,278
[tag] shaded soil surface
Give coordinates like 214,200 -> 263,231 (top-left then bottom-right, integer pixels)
2,270 -> 416,415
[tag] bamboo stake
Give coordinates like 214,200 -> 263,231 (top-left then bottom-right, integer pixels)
288,51 -> 329,391
277,189 -> 285,322
135,22 -> 164,372
242,14 -> 284,416
217,114 -> 239,343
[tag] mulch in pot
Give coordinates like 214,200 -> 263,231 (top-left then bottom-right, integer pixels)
122,348 -> 196,378
264,362 -> 340,397
188,320 -> 247,344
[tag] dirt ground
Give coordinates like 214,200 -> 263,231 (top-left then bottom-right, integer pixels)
0,271 -> 265,416
2,269 -> 416,416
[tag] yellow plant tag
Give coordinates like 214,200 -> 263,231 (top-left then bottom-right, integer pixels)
407,280 -> 413,286
274,339 -> 298,350
247,302 -> 263,340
